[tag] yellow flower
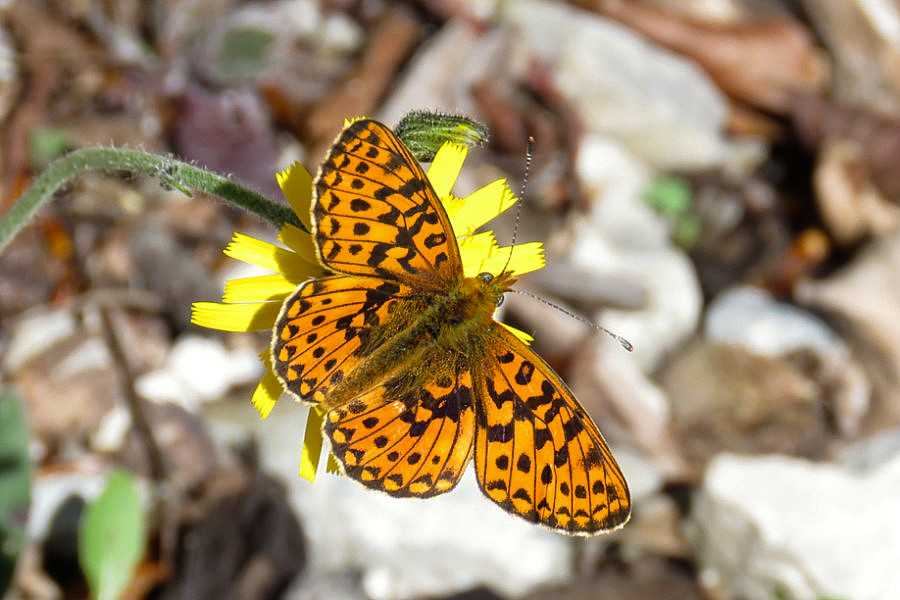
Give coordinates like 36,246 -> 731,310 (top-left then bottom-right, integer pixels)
191,136 -> 544,481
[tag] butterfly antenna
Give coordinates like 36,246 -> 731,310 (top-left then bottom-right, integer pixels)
511,288 -> 634,352
500,136 -> 534,276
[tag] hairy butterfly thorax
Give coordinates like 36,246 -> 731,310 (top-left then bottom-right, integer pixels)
441,271 -> 516,332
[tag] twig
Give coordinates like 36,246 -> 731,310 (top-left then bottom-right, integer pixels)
96,307 -> 167,483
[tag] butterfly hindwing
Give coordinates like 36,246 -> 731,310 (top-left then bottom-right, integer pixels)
272,274 -> 414,405
313,119 -> 464,287
473,325 -> 631,535
325,360 -> 476,497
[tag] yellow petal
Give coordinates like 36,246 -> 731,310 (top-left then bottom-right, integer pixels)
223,273 -> 299,303
190,301 -> 281,332
458,233 -> 543,278
278,223 -> 320,267
300,406 -> 326,482
225,233 -> 315,277
276,162 -> 313,231
326,453 -> 341,474
501,322 -> 534,344
459,231 -> 499,278
428,142 -> 467,199
252,366 -> 283,419
493,242 -> 545,277
441,194 -> 466,225
449,179 -> 515,236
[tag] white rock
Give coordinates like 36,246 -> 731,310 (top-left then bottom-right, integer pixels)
283,0 -> 323,37
2,309 -> 77,373
706,286 -> 843,357
577,135 -> 664,249
569,137 -> 703,371
503,0 -> 753,171
56,337 -> 112,378
690,453 -> 900,600
316,11 -> 364,55
608,258 -> 699,365
572,225 -> 700,372
92,405 -> 132,453
135,334 -> 263,410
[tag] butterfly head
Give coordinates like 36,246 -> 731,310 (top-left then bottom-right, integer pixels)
474,270 -> 517,310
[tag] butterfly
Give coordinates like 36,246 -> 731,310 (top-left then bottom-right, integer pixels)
271,119 -> 631,534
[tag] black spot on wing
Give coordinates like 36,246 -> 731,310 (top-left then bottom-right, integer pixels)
516,453 -> 531,474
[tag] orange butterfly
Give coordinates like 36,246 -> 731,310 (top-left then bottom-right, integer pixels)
272,119 -> 630,534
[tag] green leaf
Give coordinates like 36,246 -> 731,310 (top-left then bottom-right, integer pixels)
642,176 -> 702,248
395,111 -> 489,162
0,390 -> 32,596
79,469 -> 146,600
643,176 -> 692,217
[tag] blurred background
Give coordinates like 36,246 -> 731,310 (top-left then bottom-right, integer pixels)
2,0 -> 900,599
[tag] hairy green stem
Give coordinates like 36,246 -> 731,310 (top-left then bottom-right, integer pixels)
0,148 -> 302,253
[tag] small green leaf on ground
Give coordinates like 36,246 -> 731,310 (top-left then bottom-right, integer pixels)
643,175 -> 692,217
79,469 -> 146,600
643,176 -> 701,248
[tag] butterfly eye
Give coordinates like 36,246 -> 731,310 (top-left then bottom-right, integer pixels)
477,272 -> 494,283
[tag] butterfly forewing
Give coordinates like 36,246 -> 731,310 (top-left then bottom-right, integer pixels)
313,119 -> 463,287
473,325 -> 631,534
273,274 -> 414,405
